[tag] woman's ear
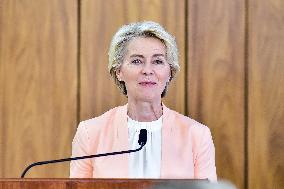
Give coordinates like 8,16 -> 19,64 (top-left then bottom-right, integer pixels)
169,69 -> 173,82
168,70 -> 172,83
116,68 -> 123,81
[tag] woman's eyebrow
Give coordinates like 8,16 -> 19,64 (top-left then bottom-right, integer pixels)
153,54 -> 165,57
130,54 -> 144,58
129,54 -> 165,58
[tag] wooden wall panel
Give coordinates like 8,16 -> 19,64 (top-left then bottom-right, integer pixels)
0,0 -> 282,186
187,1 -> 245,188
0,0 -> 77,177
80,0 -> 185,120
248,0 -> 284,188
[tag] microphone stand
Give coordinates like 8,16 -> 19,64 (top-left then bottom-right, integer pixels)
21,143 -> 145,178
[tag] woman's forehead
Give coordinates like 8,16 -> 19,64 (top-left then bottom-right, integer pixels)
125,37 -> 166,56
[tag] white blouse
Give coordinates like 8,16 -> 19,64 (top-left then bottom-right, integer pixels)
127,115 -> 162,178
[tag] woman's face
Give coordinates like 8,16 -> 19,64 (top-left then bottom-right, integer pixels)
116,37 -> 171,102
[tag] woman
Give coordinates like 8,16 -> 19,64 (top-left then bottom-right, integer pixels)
70,21 -> 217,181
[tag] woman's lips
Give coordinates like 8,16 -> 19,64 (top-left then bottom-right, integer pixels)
139,81 -> 157,86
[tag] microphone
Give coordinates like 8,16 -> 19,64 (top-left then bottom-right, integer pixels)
21,129 -> 147,178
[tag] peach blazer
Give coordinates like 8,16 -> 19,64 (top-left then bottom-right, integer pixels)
70,104 -> 217,181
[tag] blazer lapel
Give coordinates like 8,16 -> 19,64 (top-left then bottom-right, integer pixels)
160,104 -> 175,178
113,104 -> 129,177
96,104 -> 129,178
160,105 -> 195,179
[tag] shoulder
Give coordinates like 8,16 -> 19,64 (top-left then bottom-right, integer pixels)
75,105 -> 126,143
167,107 -> 210,132
166,108 -> 215,151
80,105 -> 125,130
73,105 -> 126,152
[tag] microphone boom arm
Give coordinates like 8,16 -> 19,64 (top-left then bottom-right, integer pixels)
21,143 -> 145,178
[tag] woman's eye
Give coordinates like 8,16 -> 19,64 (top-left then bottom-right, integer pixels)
131,59 -> 142,64
153,59 -> 164,64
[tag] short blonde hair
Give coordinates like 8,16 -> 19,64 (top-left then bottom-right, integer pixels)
108,21 -> 180,97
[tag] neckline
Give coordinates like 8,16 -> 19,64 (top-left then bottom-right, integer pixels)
127,115 -> 163,124
127,115 -> 163,131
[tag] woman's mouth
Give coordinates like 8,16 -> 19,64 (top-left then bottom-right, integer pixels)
139,81 -> 157,87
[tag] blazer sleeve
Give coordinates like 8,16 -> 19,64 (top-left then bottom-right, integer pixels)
70,121 -> 93,178
194,126 -> 217,182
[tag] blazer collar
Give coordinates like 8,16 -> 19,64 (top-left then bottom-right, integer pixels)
113,103 -> 175,178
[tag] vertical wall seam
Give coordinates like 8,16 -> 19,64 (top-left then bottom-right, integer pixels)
76,0 -> 81,125
0,1 -> 6,177
184,0 -> 189,116
244,0 -> 249,188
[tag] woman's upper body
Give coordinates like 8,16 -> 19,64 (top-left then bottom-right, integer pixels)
70,104 -> 217,181
70,21 -> 217,181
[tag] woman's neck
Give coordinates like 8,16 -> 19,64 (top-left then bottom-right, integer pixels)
127,98 -> 163,122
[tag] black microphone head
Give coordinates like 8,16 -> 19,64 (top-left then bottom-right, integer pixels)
138,129 -> 147,146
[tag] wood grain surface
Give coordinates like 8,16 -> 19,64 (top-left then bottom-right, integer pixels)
0,0 -> 78,177
248,0 -> 284,188
187,1 -> 245,188
80,0 -> 186,121
0,178 -> 205,189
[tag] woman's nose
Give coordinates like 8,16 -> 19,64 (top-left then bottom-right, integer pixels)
141,62 -> 154,75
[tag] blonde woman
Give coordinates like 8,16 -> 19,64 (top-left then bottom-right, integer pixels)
70,21 -> 217,181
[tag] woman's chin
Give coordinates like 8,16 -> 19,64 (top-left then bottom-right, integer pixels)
136,93 -> 161,102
